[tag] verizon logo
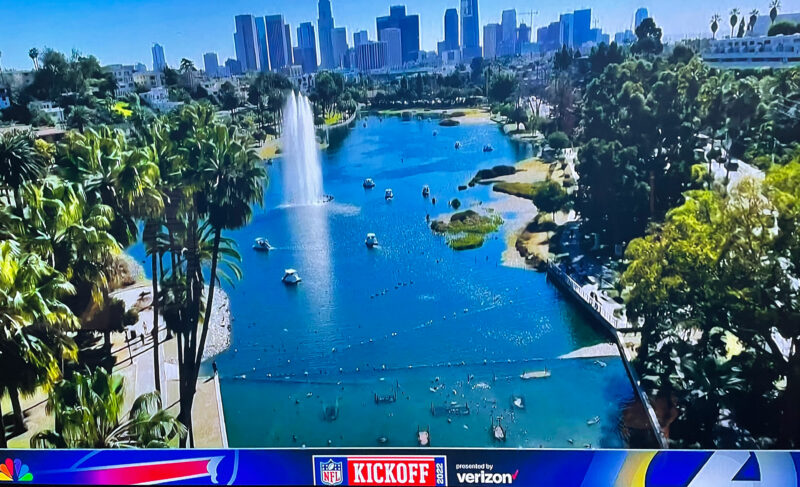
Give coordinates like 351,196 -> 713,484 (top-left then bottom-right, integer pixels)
456,470 -> 518,485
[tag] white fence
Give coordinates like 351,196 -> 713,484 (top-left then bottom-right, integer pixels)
546,262 -> 631,330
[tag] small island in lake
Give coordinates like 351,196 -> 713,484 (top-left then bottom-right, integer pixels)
430,209 -> 503,250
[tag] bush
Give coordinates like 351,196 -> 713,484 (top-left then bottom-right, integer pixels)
123,309 -> 140,328
547,131 -> 570,151
768,21 -> 800,36
439,118 -> 460,126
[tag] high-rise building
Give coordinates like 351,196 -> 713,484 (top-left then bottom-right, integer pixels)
517,23 -> 531,53
483,23 -> 501,59
254,17 -> 271,72
152,43 -> 166,71
537,21 -> 562,52
225,58 -> 242,76
356,41 -> 388,71
203,52 -> 219,77
501,9 -> 517,56
614,29 -> 636,44
353,30 -> 369,48
265,15 -> 291,71
444,8 -> 459,51
234,15 -> 261,72
332,27 -> 349,68
318,0 -> 336,69
635,8 -> 649,29
572,9 -> 592,46
376,6 -> 420,64
559,13 -> 574,48
284,23 -> 294,65
461,0 -> 481,60
296,22 -> 318,73
381,27 -> 402,67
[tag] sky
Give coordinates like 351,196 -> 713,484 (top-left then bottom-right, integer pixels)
1,0 -> 799,70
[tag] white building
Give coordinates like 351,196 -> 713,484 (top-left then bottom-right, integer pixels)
106,64 -> 137,97
140,87 -> 182,112
28,100 -> 65,123
380,28 -> 403,68
483,23 -> 501,59
703,34 -> 800,68
356,41 -> 389,72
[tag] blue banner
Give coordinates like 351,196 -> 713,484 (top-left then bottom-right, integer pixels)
0,449 -> 798,486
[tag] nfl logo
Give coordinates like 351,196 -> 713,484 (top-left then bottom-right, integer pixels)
320,459 -> 344,486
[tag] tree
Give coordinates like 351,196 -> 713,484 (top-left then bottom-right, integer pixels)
0,241 -> 79,446
553,45 -> 573,71
730,8 -> 741,38
31,368 -> 185,448
770,0 -> 781,24
488,72 -> 518,103
532,180 -> 570,219
313,71 -> 345,115
768,21 -> 800,36
218,82 -> 243,118
631,18 -> 664,56
469,57 -> 484,84
547,131 -> 570,153
749,9 -> 760,31
711,14 -> 722,39
66,105 -> 94,132
622,169 -> 800,448
0,130 -> 47,216
737,18 -> 747,38
509,106 -> 528,131
179,58 -> 196,74
28,48 -> 39,70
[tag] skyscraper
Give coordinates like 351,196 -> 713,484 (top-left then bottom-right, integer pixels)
353,30 -> 369,48
501,9 -> 517,56
635,8 -> 649,29
225,58 -> 242,76
332,27 -> 348,68
234,15 -> 261,72
152,43 -> 166,71
560,13 -> 574,48
265,15 -> 291,71
572,9 -> 592,46
483,23 -> 501,59
381,28 -> 402,67
296,22 -> 318,73
444,8 -> 459,50
254,17 -> 271,72
284,23 -> 294,65
376,6 -> 420,64
318,0 -> 336,69
203,52 -> 219,77
460,0 -> 480,60
517,23 -> 531,53
356,41 -> 388,71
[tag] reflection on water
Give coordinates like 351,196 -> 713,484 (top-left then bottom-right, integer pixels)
286,204 -> 333,324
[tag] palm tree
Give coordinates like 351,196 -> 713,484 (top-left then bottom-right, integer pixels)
28,48 -> 39,70
737,18 -> 746,38
730,9 -> 741,38
31,368 -> 185,448
749,9 -> 760,31
0,130 -> 47,217
711,14 -> 722,39
770,0 -> 781,24
0,241 -> 78,447
179,58 -> 196,74
66,106 -> 93,133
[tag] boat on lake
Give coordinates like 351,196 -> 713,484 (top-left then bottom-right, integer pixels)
454,141 -> 461,149
282,269 -> 302,285
417,425 -> 430,447
365,233 -> 379,248
363,178 -> 376,189
253,238 -> 272,251
483,144 -> 494,152
520,368 -> 551,379
491,417 -> 506,442
587,416 -> 601,426
432,130 -> 438,136
385,188 -> 394,200
422,185 -> 430,197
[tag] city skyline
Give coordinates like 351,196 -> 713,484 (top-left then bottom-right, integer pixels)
2,0 -> 800,69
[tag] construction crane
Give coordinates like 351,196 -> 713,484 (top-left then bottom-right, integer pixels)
519,10 -> 539,30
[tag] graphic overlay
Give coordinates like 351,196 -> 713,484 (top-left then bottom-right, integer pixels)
0,449 -> 797,486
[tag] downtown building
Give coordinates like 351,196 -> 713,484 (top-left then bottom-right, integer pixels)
376,5 -> 420,65
295,22 -> 318,74
152,43 -> 167,71
234,15 -> 262,72
460,0 -> 481,60
356,40 -> 389,72
332,27 -> 349,68
203,52 -> 220,77
318,0 -> 336,69
380,27 -> 403,68
536,8 -> 605,53
500,9 -> 516,56
265,15 -> 293,71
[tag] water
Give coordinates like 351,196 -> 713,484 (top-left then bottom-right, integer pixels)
129,115 -> 639,448
281,93 -> 324,206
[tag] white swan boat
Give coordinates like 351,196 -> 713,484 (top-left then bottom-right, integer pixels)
282,269 -> 302,285
365,233 -> 379,248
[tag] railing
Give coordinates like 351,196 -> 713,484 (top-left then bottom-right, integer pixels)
546,262 -> 631,330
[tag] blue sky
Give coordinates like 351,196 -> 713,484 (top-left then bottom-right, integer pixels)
1,0 -> 799,69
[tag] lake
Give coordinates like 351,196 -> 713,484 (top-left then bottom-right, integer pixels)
135,114 -> 640,448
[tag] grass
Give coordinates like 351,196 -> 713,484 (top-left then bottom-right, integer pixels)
493,182 -> 541,200
324,113 -> 343,125
431,210 -> 503,251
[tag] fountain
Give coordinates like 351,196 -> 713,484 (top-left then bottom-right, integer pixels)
281,92 -> 324,206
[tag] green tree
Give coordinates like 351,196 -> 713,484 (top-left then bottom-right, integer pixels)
66,105 -> 94,133
532,180 -> 570,219
31,368 -> 185,448
631,18 -> 663,56
730,8 -> 741,38
28,48 -> 39,70
711,14 -> 722,39
547,131 -> 570,153
313,71 -> 345,115
488,72 -> 518,103
0,130 -> 47,216
770,0 -> 781,23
